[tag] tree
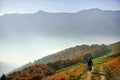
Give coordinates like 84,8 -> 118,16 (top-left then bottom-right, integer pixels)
1,74 -> 7,80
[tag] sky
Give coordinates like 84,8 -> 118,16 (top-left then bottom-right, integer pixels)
0,0 -> 120,66
0,0 -> 120,15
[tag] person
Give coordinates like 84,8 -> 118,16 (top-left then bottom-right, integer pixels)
87,58 -> 93,71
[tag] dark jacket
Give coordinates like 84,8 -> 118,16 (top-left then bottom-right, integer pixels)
87,58 -> 93,67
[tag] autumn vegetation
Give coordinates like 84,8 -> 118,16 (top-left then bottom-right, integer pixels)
7,64 -> 55,80
108,52 -> 120,74
43,64 -> 87,80
46,44 -> 111,70
34,44 -> 111,65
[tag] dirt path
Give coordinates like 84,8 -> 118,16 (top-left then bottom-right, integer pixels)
79,62 -> 119,80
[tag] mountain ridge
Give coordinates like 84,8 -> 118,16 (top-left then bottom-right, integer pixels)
0,8 -> 120,39
2,8 -> 120,16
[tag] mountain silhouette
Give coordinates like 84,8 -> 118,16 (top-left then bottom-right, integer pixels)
0,8 -> 120,39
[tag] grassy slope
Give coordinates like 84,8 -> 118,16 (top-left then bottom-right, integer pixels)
80,51 -> 120,80
57,54 -> 108,73
43,51 -> 119,80
56,64 -> 78,72
56,50 -> 114,73
43,64 -> 87,80
42,55 -> 107,80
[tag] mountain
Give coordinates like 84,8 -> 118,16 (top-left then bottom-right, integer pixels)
0,8 -> 120,39
108,41 -> 120,52
0,62 -> 17,77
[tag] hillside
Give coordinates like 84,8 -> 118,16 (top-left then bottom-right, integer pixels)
108,41 -> 120,52
34,44 -> 111,64
1,41 -> 119,80
12,41 -> 120,72
80,52 -> 120,80
7,64 -> 55,80
34,41 -> 120,64
43,50 -> 120,80
5,51 -> 120,80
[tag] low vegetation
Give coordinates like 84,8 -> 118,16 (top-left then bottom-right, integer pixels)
7,64 -> 55,80
43,64 -> 87,80
108,52 -> 120,74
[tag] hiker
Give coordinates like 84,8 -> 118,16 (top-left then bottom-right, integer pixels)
87,58 -> 93,71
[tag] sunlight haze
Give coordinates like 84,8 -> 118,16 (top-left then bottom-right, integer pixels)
0,0 -> 120,67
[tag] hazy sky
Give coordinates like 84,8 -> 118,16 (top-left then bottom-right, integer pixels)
0,0 -> 120,66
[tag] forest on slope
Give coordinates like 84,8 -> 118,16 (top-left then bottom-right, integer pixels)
34,44 -> 110,64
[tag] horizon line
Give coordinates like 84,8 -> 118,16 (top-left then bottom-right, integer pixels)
1,8 -> 120,16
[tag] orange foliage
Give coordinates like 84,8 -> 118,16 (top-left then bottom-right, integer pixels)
47,56 -> 82,70
7,64 -> 55,80
43,64 -> 86,80
108,56 -> 120,73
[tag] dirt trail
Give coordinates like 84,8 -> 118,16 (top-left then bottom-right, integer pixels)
79,62 -> 119,80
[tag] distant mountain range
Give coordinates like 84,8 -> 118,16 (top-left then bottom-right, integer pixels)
0,8 -> 120,39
